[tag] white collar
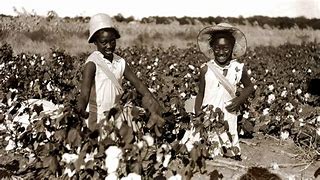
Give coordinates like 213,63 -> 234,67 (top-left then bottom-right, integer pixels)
94,51 -> 121,63
209,59 -> 237,70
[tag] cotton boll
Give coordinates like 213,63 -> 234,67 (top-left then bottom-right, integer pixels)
280,131 -> 289,140
163,154 -> 171,167
5,139 -> 16,151
148,88 -> 156,93
105,157 -> 120,174
168,174 -> 182,180
304,93 -> 310,99
271,162 -> 279,170
105,146 -> 122,159
247,69 -> 252,75
136,72 -> 141,78
62,153 -> 79,163
268,85 -> 274,91
243,111 -> 249,119
263,108 -> 269,115
284,103 -> 294,111
84,149 -> 98,163
188,65 -> 195,70
292,69 -> 296,73
45,130 -> 53,139
142,134 -> 154,146
281,90 -> 287,97
161,144 -> 170,151
296,89 -> 302,95
267,94 -> 275,104
105,146 -> 122,174
184,73 -> 191,78
136,141 -> 144,149
180,92 -> 186,98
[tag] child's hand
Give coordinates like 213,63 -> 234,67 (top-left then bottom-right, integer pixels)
142,93 -> 163,115
146,112 -> 166,137
225,97 -> 244,113
76,108 -> 89,119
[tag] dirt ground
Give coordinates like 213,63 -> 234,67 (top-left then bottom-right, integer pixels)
191,133 -> 320,180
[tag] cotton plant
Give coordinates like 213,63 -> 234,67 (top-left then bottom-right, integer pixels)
105,146 -> 123,174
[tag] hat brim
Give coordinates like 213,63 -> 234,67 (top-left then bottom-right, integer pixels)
88,27 -> 121,43
197,24 -> 247,60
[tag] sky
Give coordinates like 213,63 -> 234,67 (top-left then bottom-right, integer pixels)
0,0 -> 319,19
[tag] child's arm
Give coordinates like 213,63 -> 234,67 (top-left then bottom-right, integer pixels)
225,66 -> 254,112
123,63 -> 163,115
77,62 -> 96,117
195,65 -> 207,116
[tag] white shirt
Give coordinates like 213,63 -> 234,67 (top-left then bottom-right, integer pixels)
202,59 -> 244,121
86,51 -> 126,121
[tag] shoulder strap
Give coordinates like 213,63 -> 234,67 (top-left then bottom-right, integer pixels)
207,63 -> 236,98
91,54 -> 124,94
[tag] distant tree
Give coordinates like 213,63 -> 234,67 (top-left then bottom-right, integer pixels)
47,10 -> 59,21
295,16 -> 308,29
237,15 -> 246,25
310,18 -> 320,29
125,16 -> 135,23
114,13 -> 125,22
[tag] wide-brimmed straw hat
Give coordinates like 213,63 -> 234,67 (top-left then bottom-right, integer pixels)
197,23 -> 247,60
88,13 -> 120,43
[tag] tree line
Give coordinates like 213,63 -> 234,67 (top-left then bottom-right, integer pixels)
1,12 -> 319,30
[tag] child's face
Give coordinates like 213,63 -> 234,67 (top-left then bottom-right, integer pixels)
94,29 -> 117,59
211,37 -> 234,65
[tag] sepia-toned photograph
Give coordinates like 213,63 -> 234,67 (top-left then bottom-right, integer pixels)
0,0 -> 319,179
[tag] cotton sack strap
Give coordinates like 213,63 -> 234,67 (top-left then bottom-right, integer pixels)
207,63 -> 236,98
91,54 -> 124,94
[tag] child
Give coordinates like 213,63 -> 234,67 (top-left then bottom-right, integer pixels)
195,23 -> 254,158
77,13 -> 164,132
